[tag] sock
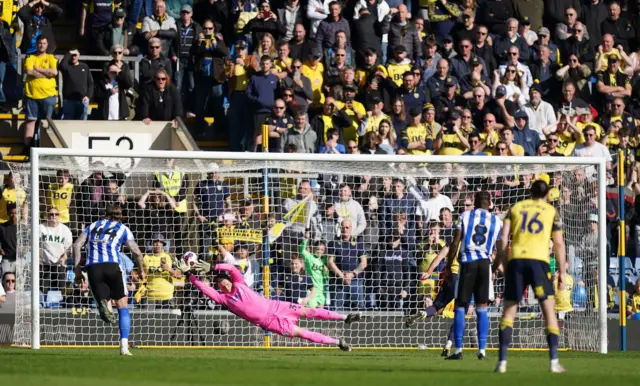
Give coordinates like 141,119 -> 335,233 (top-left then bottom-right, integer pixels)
498,317 -> 514,362
425,306 -> 437,317
118,307 -> 131,350
546,326 -> 560,361
306,308 -> 345,321
477,306 -> 489,352
453,307 -> 465,353
447,324 -> 455,343
298,329 -> 339,345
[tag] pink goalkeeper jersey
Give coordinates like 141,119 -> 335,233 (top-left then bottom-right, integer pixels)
189,264 -> 277,328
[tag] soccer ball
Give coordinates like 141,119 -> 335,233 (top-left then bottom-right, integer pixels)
183,251 -> 199,266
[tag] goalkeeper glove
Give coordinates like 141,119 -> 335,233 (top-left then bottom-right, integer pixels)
175,260 -> 193,277
194,260 -> 212,274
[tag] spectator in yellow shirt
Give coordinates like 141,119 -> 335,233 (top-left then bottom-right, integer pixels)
142,234 -> 182,308
301,47 -> 325,106
628,278 -> 640,320
23,35 -> 58,153
499,127 -> 525,156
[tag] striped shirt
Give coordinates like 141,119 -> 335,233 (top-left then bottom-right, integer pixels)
457,209 -> 502,264
83,219 -> 134,266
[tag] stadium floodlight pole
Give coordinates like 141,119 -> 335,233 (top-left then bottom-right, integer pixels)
30,148 -> 41,350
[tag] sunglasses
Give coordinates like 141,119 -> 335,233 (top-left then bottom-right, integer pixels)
507,69 -> 516,73
613,104 -> 623,107
48,213 -> 59,216
4,279 -> 15,283
461,45 -> 471,48
274,106 -> 286,110
293,65 -> 302,69
151,46 -> 161,49
335,54 -> 345,57
155,77 -> 167,81
462,115 -> 472,119
509,52 -> 518,56
575,29 -> 583,32
283,94 -> 293,97
549,138 -> 559,143
203,27 -> 214,30
484,120 -> 494,123
348,146 -> 358,149
565,13 -> 575,16
498,147 -> 508,151
114,51 -> 123,54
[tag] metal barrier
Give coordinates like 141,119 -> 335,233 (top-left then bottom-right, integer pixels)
18,54 -> 142,107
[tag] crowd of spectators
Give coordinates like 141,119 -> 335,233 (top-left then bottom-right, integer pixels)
0,0 -> 640,319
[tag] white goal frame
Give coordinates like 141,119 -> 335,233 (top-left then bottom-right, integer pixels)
28,148 -> 609,353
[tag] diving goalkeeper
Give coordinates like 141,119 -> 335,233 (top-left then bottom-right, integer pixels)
175,260 -> 361,351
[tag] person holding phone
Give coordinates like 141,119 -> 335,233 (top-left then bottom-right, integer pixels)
243,0 -> 287,42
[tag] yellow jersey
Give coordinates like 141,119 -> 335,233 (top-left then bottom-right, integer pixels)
419,238 -> 447,276
386,61 -> 412,86
507,199 -> 562,263
301,61 -> 325,105
629,293 -> 640,314
143,251 -> 175,301
273,57 -> 292,73
555,129 -> 583,156
402,124 -> 433,156
595,49 -> 622,72
554,274 -> 574,312
47,183 -> 73,224
24,53 -> 58,99
437,132 -> 467,155
0,185 -> 25,223
355,65 -> 387,88
480,131 -> 499,155
334,100 -> 367,144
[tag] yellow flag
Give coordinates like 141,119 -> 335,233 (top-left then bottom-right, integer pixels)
268,196 -> 312,242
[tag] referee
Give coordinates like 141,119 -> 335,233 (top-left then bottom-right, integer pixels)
73,205 -> 145,356
444,191 -> 502,361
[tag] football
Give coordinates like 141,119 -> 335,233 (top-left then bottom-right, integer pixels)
183,251 -> 199,266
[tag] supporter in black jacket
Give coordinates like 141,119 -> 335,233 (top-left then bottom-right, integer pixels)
543,0 -> 581,27
139,38 -> 174,90
352,8 -> 388,61
478,0 -> 514,36
244,1 -> 287,42
600,2 -> 635,53
140,68 -> 184,124
18,0 -> 63,54
59,51 -> 94,120
193,0 -> 231,41
95,10 -> 140,56
289,24 -> 314,61
560,27 -> 595,67
582,0 -> 608,49
94,63 -> 134,120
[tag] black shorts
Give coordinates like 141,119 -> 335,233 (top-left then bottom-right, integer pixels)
504,259 -> 554,303
434,273 -> 458,310
86,263 -> 127,302
455,259 -> 492,306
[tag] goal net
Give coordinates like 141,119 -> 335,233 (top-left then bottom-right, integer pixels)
7,150 -> 607,352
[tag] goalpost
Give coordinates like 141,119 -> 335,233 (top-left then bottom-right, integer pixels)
10,148 -> 607,352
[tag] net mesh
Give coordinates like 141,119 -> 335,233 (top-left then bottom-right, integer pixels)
6,155 -> 602,350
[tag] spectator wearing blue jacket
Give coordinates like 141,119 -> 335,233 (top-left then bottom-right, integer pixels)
248,55 -> 279,144
512,110 -> 540,156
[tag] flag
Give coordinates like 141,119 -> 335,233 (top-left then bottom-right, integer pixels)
268,195 -> 312,243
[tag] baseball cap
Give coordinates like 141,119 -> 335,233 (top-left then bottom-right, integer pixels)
310,46 -> 323,59
608,54 -> 620,62
180,4 -> 193,13
445,77 -> 458,87
235,40 -> 248,49
537,27 -> 550,36
496,85 -> 507,96
394,45 -> 407,53
344,84 -> 357,93
114,8 -> 126,18
443,35 -> 453,43
409,107 -> 422,117
521,16 -> 531,25
470,57 -> 481,66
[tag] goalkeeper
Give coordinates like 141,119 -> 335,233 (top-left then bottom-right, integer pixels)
176,260 -> 361,351
298,231 -> 328,307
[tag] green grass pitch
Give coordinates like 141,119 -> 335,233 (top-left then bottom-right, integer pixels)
0,348 -> 638,385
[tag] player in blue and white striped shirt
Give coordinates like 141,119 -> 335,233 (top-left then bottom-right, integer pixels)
445,191 -> 502,361
73,205 -> 145,356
